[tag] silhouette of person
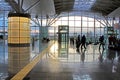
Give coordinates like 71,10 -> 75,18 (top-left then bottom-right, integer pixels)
99,35 -> 104,50
70,37 -> 74,45
78,35 -> 81,42
32,37 -> 35,50
81,35 -> 86,50
108,35 -> 113,46
76,35 -> 81,52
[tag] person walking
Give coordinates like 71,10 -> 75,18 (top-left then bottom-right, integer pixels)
76,35 -> 81,52
99,35 -> 104,50
81,35 -> 86,50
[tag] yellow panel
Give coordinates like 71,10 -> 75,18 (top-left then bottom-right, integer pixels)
10,38 -> 19,43
20,23 -> 29,30
8,16 -> 30,44
27,38 -> 31,43
20,38 -> 30,43
8,17 -> 19,22
20,31 -> 29,37
10,30 -> 20,37
26,32 -> 30,37
20,17 -> 30,23
10,22 -> 19,29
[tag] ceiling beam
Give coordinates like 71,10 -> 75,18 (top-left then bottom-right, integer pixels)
5,0 -> 24,13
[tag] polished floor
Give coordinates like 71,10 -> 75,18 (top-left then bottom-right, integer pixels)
1,40 -> 120,80
27,42 -> 120,80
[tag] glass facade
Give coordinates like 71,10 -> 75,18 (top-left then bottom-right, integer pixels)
0,10 -> 9,64
50,11 -> 105,43
0,8 -> 119,65
1,0 -> 120,79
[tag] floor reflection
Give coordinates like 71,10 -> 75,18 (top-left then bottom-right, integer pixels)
7,46 -> 30,78
80,49 -> 85,63
1,40 -> 120,80
98,49 -> 104,63
49,42 -> 100,62
0,73 -> 8,80
73,74 -> 92,80
26,41 -> 120,80
48,41 -> 120,64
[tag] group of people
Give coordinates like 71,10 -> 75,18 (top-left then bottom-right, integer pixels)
76,35 -> 86,52
76,35 -> 105,51
70,35 -> 106,52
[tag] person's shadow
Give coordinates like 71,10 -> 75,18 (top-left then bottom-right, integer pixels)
107,49 -> 116,63
98,49 -> 104,63
81,49 -> 85,63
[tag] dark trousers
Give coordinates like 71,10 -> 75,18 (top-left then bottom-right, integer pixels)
81,43 -> 86,49
99,42 -> 104,50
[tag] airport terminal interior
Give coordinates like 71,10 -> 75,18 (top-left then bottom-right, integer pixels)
1,0 -> 120,80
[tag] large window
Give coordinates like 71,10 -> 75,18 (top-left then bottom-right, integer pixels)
51,11 -> 105,43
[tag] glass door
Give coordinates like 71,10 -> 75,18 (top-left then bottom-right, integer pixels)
58,25 -> 69,58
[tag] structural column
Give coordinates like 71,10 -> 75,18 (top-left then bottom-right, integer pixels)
8,13 -> 31,46
8,13 -> 31,76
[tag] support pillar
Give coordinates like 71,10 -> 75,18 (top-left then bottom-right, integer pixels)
8,13 -> 31,76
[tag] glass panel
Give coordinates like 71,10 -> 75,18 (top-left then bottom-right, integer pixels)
61,21 -> 68,25
69,21 -> 75,26
89,22 -> 94,27
0,17 -> 3,20
69,16 -> 75,20
61,17 -> 68,20
88,18 -> 94,21
75,16 -> 81,20
83,17 -> 87,21
83,22 -> 87,27
0,21 -> 4,26
95,22 -> 100,27
75,21 -> 81,27
75,28 -> 81,34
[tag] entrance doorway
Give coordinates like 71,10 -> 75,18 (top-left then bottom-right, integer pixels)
58,25 -> 69,58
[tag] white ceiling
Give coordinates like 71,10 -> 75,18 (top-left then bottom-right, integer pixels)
6,0 -> 120,18
108,7 -> 120,17
15,0 -> 56,18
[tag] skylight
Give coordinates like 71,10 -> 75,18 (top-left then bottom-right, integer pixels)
73,0 -> 96,11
